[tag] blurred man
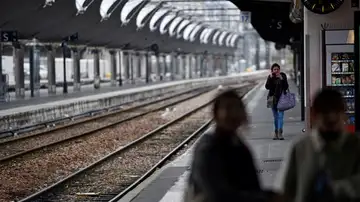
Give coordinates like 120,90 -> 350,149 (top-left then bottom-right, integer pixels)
183,89 -> 275,202
278,88 -> 360,202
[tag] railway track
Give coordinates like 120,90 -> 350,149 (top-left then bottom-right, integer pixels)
0,87 -> 211,162
0,87 -> 203,139
16,83 -> 254,202
0,85 -> 221,202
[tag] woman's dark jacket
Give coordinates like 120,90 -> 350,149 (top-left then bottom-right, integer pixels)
265,72 -> 289,107
187,128 -> 273,202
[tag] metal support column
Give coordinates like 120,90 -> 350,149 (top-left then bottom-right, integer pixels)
156,55 -> 161,80
14,46 -> 25,98
255,37 -> 260,70
72,48 -> 81,91
186,54 -> 193,79
163,54 -> 167,80
224,54 -> 228,75
195,54 -> 199,78
170,53 -> 176,80
129,51 -> 134,84
123,51 -> 130,82
199,54 -> 204,78
174,54 -> 179,79
300,28 -> 305,121
181,54 -> 186,79
29,46 -> 35,97
109,50 -> 117,86
145,52 -> 150,83
265,41 -> 270,69
92,49 -> 100,89
136,52 -> 141,79
118,51 -> 122,86
46,46 -> 56,94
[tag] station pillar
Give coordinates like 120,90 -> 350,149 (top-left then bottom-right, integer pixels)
210,55 -> 215,77
46,46 -> 56,94
265,41 -> 271,69
135,52 -> 141,80
181,54 -> 186,79
171,53 -> 179,80
109,50 -> 117,86
123,51 -> 130,83
187,54 -> 194,79
170,53 -> 176,81
255,37 -> 260,70
72,48 -> 81,91
14,46 -> 25,98
129,51 -> 134,84
162,54 -> 167,80
224,54 -> 228,76
144,52 -> 150,83
118,51 -> 123,86
92,49 -> 100,89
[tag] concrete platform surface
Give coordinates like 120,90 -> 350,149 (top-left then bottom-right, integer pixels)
0,71 -> 268,133
120,80 -> 304,202
2,81 -> 163,110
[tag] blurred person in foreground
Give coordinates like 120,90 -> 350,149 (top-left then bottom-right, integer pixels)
183,89 -> 275,202
276,88 -> 360,202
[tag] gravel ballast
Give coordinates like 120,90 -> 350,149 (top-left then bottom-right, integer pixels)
35,107 -> 211,202
0,91 -> 204,160
0,89 -> 219,202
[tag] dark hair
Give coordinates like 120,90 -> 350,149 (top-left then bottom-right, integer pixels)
312,88 -> 345,114
271,63 -> 280,71
213,89 -> 248,124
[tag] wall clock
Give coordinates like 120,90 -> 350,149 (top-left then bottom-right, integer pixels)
302,0 -> 344,14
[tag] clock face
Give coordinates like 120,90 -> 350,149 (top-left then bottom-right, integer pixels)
302,0 -> 344,14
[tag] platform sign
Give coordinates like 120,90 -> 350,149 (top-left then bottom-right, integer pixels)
1,30 -> 18,42
240,12 -> 251,23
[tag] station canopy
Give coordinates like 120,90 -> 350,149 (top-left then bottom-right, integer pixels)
0,0 -> 244,54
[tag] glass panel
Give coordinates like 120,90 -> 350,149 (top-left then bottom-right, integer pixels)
325,30 -> 354,44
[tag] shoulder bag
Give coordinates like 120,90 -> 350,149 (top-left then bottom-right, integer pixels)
277,89 -> 296,111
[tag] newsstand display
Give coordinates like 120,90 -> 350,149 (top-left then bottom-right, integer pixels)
323,29 -> 355,132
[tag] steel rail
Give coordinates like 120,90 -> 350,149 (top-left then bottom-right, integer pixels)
0,87 -> 212,163
18,83 -> 253,202
0,86 -> 210,146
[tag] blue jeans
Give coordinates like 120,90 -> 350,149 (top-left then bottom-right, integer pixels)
272,107 -> 284,131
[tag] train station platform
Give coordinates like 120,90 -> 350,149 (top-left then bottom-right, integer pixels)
0,71 -> 267,132
1,81 -> 163,110
119,80 -> 304,202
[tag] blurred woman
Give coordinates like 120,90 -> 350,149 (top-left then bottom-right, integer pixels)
183,89 -> 274,202
265,63 -> 289,140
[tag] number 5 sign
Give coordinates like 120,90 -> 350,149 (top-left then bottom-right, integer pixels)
240,11 -> 251,23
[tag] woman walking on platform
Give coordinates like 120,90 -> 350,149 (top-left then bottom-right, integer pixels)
265,63 -> 289,140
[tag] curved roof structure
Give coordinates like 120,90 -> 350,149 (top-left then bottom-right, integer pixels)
218,32 -> 228,46
168,17 -> 183,37
176,20 -> 191,39
121,0 -> 144,25
225,34 -> 233,47
149,8 -> 169,32
136,3 -> 158,29
189,25 -> 204,42
230,34 -> 240,47
159,13 -> 177,34
0,0 -> 238,54
212,31 -> 221,45
183,23 -> 198,41
100,0 -> 117,18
